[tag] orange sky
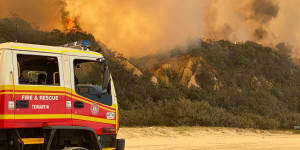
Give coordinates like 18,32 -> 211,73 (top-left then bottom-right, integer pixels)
0,0 -> 300,58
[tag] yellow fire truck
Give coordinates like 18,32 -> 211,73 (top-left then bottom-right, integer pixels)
0,41 -> 125,150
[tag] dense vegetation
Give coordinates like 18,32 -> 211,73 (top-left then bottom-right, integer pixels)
118,40 -> 300,129
1,18 -> 300,129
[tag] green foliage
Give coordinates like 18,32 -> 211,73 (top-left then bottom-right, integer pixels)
125,39 -> 300,129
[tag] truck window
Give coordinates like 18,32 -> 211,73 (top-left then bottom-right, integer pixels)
17,54 -> 60,86
74,59 -> 112,106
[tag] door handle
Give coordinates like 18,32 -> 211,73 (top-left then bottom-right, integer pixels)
74,101 -> 84,108
16,100 -> 29,108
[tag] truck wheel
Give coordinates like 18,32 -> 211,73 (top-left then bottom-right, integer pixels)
62,147 -> 88,150
116,139 -> 125,150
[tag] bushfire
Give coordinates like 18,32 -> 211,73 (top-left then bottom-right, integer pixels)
65,18 -> 76,31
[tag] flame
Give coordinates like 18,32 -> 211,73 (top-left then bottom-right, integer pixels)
65,18 -> 76,31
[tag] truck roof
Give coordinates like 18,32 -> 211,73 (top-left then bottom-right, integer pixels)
0,42 -> 103,57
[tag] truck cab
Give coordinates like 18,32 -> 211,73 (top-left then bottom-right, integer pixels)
0,41 -> 124,150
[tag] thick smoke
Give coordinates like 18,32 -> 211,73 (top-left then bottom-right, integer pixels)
0,0 -> 300,58
63,0 -> 209,57
0,0 -> 65,30
242,0 -> 280,40
204,0 -> 280,41
250,0 -> 279,24
203,0 -> 300,60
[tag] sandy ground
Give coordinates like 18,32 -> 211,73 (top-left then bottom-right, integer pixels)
117,127 -> 300,150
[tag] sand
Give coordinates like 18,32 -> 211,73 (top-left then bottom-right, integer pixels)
117,127 -> 300,150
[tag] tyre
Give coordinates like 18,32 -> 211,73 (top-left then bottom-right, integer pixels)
116,139 -> 125,150
62,147 -> 88,150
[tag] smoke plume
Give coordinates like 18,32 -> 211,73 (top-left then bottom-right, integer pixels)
0,0 -> 65,30
0,0 -> 300,58
241,0 -> 280,40
63,0 -> 209,57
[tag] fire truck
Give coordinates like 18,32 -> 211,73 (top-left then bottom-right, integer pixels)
0,41 -> 125,150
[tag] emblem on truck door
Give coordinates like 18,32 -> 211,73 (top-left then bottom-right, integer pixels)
90,103 -> 99,115
106,112 -> 115,120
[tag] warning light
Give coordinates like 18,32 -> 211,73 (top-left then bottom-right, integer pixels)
62,40 -> 91,50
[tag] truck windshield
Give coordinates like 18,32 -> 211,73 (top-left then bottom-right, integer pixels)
74,59 -> 112,105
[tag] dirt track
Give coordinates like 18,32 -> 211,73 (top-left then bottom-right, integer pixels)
117,127 -> 300,150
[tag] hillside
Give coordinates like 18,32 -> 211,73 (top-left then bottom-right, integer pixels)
129,40 -> 300,129
1,17 -> 300,129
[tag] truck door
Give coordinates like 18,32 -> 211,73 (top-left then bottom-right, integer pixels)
70,56 -> 116,131
12,51 -> 66,123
